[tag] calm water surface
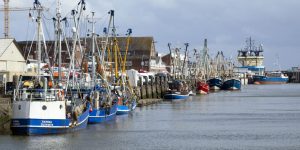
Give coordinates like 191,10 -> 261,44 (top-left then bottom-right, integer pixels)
1,84 -> 300,150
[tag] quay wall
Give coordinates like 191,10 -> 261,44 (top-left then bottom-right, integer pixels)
287,71 -> 300,83
0,96 -> 11,133
135,76 -> 170,106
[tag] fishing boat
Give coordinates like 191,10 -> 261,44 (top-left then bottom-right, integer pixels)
207,51 -> 225,91
196,81 -> 209,94
222,78 -> 241,90
88,84 -> 118,123
116,98 -> 137,115
207,77 -> 223,90
11,83 -> 90,135
88,103 -> 117,123
10,0 -> 90,135
103,19 -> 136,115
114,83 -> 137,115
164,80 -> 190,101
11,75 -> 91,135
195,39 -> 210,95
253,71 -> 288,84
84,11 -> 119,123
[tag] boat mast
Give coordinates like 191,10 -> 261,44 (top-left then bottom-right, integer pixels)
182,43 -> 189,77
111,12 -> 118,82
34,0 -> 43,82
56,0 -> 62,84
202,39 -> 209,80
100,10 -> 114,81
122,28 -> 132,74
167,43 -> 175,77
68,0 -> 85,88
91,12 -> 96,87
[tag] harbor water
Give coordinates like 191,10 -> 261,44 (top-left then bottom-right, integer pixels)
1,84 -> 300,149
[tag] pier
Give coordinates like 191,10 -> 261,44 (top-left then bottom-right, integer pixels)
286,71 -> 300,83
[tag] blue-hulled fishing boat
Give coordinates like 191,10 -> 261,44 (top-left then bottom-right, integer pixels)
221,79 -> 241,90
164,80 -> 190,101
163,91 -> 189,100
10,0 -> 91,135
88,86 -> 118,123
115,87 -> 137,115
207,78 -> 223,90
86,10 -> 119,122
116,100 -> 136,115
11,76 -> 91,135
88,102 -> 117,123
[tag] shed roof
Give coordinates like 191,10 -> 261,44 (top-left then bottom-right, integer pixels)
0,38 -> 14,57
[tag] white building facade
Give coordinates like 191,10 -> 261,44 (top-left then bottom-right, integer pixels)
0,39 -> 26,82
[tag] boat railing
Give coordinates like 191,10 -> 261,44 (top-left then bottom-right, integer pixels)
14,88 -> 64,102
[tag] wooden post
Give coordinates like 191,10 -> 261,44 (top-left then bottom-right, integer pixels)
159,76 -> 163,98
145,77 -> 149,98
155,76 -> 160,98
150,76 -> 155,98
139,76 -> 143,99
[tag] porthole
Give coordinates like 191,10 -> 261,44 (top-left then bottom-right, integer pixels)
59,105 -> 63,109
42,105 -> 47,110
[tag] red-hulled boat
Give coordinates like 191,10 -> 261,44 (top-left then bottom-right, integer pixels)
196,81 -> 209,95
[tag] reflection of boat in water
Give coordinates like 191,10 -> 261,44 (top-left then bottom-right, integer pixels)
164,80 -> 190,101
253,71 -> 288,84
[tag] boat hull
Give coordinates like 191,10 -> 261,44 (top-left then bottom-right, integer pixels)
253,75 -> 288,84
11,106 -> 90,135
116,101 -> 136,115
116,105 -> 130,115
164,93 -> 189,101
196,82 -> 209,95
207,78 -> 222,90
88,103 -> 117,123
222,79 -> 241,90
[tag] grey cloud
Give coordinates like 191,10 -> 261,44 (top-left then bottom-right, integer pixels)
2,0 -> 300,69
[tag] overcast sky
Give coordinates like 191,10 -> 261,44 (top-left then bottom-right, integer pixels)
3,0 -> 300,70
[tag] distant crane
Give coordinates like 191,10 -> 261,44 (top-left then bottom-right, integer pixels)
0,0 -> 32,38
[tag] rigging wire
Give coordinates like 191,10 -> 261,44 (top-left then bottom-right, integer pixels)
24,11 -> 34,59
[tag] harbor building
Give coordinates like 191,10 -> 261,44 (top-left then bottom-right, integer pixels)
0,38 -> 26,82
17,36 -> 163,73
286,67 -> 300,83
